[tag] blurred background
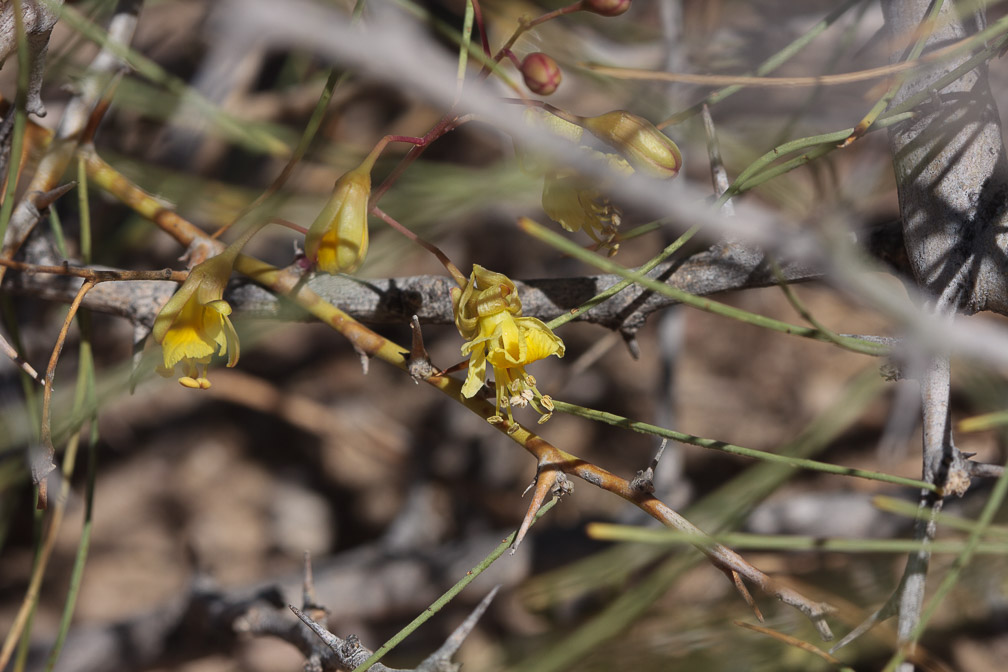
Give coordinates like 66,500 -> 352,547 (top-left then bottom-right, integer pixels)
2,1 -> 1008,670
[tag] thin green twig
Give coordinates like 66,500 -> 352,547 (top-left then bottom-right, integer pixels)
455,1 -> 474,103
887,458 -> 1008,670
661,0 -> 866,126
54,2 -> 290,156
521,218 -> 889,356
551,399 -> 936,492
546,223 -> 700,330
586,524 -> 1008,555
872,495 -> 1008,540
842,0 -> 945,143
44,313 -> 98,672
352,497 -> 559,671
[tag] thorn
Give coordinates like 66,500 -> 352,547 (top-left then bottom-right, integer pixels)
621,330 -> 641,359
419,586 -> 500,670
408,315 -> 436,382
435,359 -> 469,377
290,604 -> 341,652
630,438 -> 668,493
302,551 -> 325,615
512,466 -> 570,553
701,105 -> 734,214
31,181 -> 77,211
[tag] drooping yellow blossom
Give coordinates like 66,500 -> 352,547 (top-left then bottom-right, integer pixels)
305,160 -> 372,274
541,168 -> 624,253
153,253 -> 239,389
452,265 -> 565,427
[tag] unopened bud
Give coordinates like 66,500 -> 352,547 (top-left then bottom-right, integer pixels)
521,53 -> 562,96
305,163 -> 372,274
582,0 -> 631,17
582,111 -> 682,179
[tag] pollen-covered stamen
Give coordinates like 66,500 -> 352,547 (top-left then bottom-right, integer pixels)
509,387 -> 534,409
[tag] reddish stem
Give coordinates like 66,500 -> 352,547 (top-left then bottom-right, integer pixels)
372,206 -> 467,286
469,0 -> 493,61
270,217 -> 308,236
370,115 -> 473,206
502,48 -> 523,69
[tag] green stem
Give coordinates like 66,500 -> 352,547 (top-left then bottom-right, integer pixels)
522,218 -> 889,356
892,457 -> 1008,669
77,156 -> 92,263
586,524 -> 1008,554
843,0 -> 945,141
546,223 -> 700,330
45,314 -> 98,672
352,497 -> 559,671
55,3 -> 289,156
552,399 -> 936,492
662,0 -> 866,126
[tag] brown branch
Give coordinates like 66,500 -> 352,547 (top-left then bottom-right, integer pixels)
0,257 -> 187,283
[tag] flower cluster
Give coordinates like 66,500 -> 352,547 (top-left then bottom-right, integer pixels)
453,265 -> 565,428
153,253 -> 239,389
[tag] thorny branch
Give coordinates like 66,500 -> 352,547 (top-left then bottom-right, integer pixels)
6,220 -> 908,340
828,1 -> 1008,667
9,2 -> 1008,670
4,101 -> 844,639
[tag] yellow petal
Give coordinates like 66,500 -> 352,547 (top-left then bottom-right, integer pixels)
520,318 -> 565,362
161,325 -> 216,368
461,345 -> 488,398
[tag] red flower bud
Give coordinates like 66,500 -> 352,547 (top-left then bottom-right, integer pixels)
521,52 -> 562,96
582,0 -> 631,17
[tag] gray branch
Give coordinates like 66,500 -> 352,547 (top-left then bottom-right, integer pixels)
7,222 -> 906,342
838,2 -> 1008,666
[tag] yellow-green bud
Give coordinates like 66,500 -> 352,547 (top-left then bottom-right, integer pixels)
582,111 -> 682,179
305,163 -> 371,274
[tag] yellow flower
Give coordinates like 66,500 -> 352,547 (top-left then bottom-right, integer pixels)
541,170 -> 622,253
452,265 -> 565,427
153,253 -> 239,389
519,108 -> 637,254
305,161 -> 372,274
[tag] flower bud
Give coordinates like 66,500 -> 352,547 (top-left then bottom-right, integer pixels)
305,162 -> 371,274
582,110 -> 682,179
521,52 -> 562,96
582,0 -> 631,17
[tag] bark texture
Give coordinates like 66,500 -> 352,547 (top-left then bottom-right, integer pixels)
883,0 -> 1008,314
